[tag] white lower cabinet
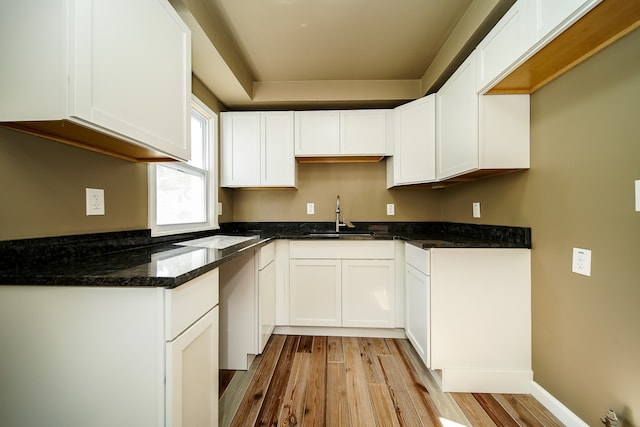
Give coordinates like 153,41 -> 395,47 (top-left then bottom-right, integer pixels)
404,244 -> 431,368
166,307 -> 218,427
429,248 -> 532,393
290,259 -> 342,326
0,268 -> 219,427
342,259 -> 395,328
258,242 -> 277,352
288,240 -> 395,329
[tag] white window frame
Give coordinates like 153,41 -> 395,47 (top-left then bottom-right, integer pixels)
149,95 -> 219,237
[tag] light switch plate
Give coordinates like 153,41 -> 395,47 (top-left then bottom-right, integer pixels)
86,188 -> 105,216
472,202 -> 481,218
306,203 -> 315,215
386,203 -> 395,216
572,247 -> 591,276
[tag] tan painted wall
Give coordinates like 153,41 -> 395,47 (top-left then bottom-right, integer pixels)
441,29 -> 640,426
0,127 -> 149,240
232,161 -> 442,222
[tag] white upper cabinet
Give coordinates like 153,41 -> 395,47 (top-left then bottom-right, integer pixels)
387,95 -> 436,187
295,110 -> 391,157
340,110 -> 390,155
527,0 -> 602,47
294,111 -> 340,156
221,111 -> 296,188
437,52 -> 479,180
437,51 -> 530,181
476,1 -> 531,93
0,0 -> 191,162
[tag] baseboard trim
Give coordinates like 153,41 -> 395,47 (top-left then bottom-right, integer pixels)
273,326 -> 406,339
437,368 -> 533,393
531,382 -> 588,427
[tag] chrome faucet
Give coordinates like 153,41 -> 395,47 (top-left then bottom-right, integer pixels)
336,195 -> 345,232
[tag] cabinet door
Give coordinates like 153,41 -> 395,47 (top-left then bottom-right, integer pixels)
166,307 -> 218,427
389,95 -> 436,186
405,264 -> 430,368
294,111 -> 340,156
262,111 -> 296,187
340,110 -> 388,155
289,259 -> 341,326
342,259 -> 395,328
258,260 -> 276,353
436,52 -> 479,180
220,112 -> 261,187
476,1 -> 530,92
71,0 -> 191,160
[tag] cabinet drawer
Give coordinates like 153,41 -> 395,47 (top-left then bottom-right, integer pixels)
289,240 -> 394,259
165,268 -> 219,341
405,243 -> 430,275
258,242 -> 276,269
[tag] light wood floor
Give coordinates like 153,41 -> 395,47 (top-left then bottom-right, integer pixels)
219,335 -> 564,427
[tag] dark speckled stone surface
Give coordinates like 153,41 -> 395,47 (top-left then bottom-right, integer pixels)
0,222 -> 530,288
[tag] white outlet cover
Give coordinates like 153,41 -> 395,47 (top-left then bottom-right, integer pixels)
472,202 -> 481,218
572,247 -> 591,276
386,203 -> 395,216
306,203 -> 315,215
86,188 -> 105,216
217,202 -> 223,216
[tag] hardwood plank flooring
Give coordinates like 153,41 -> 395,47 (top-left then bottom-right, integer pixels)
220,335 -> 564,427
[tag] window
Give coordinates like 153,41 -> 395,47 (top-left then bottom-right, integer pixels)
149,96 -> 218,236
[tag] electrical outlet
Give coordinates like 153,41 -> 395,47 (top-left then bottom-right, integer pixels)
473,202 -> 481,218
306,203 -> 315,215
86,188 -> 105,216
386,203 -> 395,216
572,247 -> 591,276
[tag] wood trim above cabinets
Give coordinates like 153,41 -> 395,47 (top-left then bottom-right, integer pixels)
488,0 -> 640,94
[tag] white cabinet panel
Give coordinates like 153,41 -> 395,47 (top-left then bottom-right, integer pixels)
258,243 -> 277,353
527,0 -> 601,46
340,110 -> 389,155
289,259 -> 342,327
220,112 -> 261,187
294,111 -> 340,155
387,95 -> 436,187
342,259 -> 395,328
262,112 -> 296,186
166,307 -> 218,427
437,52 -> 479,180
405,264 -> 430,367
479,95 -> 530,169
430,248 -> 531,392
219,251 -> 257,370
476,1 -> 531,92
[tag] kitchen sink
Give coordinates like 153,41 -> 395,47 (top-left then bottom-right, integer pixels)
304,232 -> 376,239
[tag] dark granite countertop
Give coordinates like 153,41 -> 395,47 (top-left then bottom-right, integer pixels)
0,222 -> 530,288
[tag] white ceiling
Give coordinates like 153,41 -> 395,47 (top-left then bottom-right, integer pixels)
171,0 -> 514,109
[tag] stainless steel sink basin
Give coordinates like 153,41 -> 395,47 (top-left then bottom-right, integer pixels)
304,232 -> 375,239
